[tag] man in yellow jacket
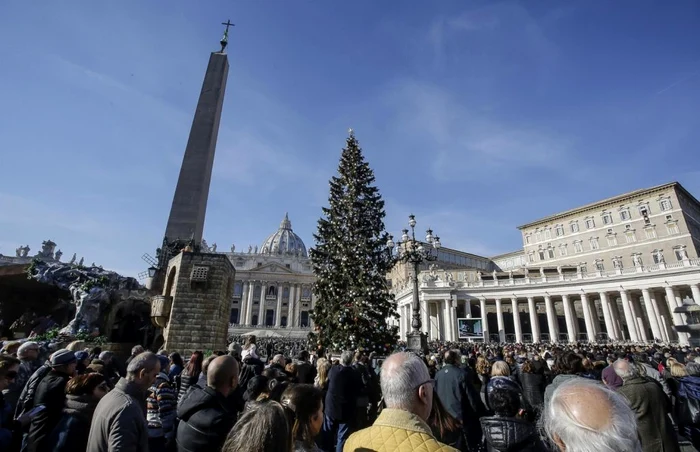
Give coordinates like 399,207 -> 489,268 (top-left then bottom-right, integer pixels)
344,352 -> 458,452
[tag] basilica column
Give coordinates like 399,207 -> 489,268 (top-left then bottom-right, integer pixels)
275,284 -> 284,327
599,292 -> 616,341
562,295 -> 576,343
544,295 -> 558,343
295,285 -> 303,327
619,290 -> 639,342
496,299 -> 506,342
641,288 -> 663,341
288,285 -> 296,327
258,282 -> 267,326
480,298 -> 489,342
511,298 -> 523,343
527,297 -> 540,342
691,284 -> 700,305
580,293 -> 595,342
239,281 -> 249,324
665,285 -> 689,345
245,281 -> 255,325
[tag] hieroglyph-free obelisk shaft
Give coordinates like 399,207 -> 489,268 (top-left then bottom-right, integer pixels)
164,51 -> 229,244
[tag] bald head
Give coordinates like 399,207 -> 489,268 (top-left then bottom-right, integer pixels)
381,352 -> 432,420
207,355 -> 239,396
545,378 -> 641,452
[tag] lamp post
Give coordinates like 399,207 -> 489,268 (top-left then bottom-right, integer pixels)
387,214 -> 441,353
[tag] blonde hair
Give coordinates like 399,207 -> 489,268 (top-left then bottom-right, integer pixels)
66,341 -> 86,351
670,362 -> 688,378
316,359 -> 332,388
476,356 -> 491,376
491,360 -> 511,377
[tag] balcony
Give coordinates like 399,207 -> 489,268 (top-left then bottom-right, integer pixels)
150,295 -> 172,328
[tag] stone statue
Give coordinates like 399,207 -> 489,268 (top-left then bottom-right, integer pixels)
508,270 -> 513,279
211,243 -> 217,252
69,253 -> 76,264
248,245 -> 252,253
476,271 -> 482,281
657,251 -> 665,263
681,248 -> 689,259
15,246 -> 21,257
55,250 -> 63,261
539,267 -> 545,277
17,245 -> 30,258
557,265 -> 562,275
37,240 -> 57,259
230,243 -> 236,253
524,267 -> 529,277
445,271 -> 454,283
78,257 -> 84,266
254,245 -> 258,254
201,239 -> 209,252
492,270 -> 497,280
633,255 -> 642,267
613,258 -> 622,269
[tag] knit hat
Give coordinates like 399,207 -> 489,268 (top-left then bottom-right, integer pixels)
75,351 -> 89,362
50,349 -> 77,367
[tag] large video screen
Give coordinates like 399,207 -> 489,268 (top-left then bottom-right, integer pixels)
458,318 -> 483,338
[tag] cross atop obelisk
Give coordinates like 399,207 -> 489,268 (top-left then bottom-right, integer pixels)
161,22 -> 231,260
220,19 -> 234,53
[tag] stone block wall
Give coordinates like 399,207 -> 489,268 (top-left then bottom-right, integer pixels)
163,251 -> 235,355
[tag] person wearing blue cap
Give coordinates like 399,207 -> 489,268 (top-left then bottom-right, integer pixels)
26,349 -> 77,452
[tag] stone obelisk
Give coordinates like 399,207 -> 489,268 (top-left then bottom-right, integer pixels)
163,28 -> 230,247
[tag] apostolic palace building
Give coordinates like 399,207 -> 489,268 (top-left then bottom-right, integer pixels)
226,182 -> 700,344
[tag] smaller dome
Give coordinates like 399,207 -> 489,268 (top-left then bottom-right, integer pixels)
259,213 -> 308,257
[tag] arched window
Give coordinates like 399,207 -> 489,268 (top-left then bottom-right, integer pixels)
253,285 -> 261,301
300,311 -> 309,327
268,286 -> 277,296
283,286 -> 290,301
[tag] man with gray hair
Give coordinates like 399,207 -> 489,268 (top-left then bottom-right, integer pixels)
323,350 -> 362,452
614,359 -> 679,452
87,351 -> 160,452
545,377 -> 642,452
4,341 -> 40,412
345,352 -> 458,452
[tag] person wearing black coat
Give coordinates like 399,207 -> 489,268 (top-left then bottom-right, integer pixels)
519,361 -> 545,418
26,350 -> 77,452
294,350 -> 317,385
435,350 -> 486,452
322,352 -> 362,452
480,377 -> 547,452
176,356 -> 239,452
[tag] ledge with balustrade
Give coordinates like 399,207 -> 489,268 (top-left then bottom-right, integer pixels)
392,257 -> 700,297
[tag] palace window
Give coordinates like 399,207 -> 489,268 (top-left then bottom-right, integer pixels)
547,246 -> 555,259
652,250 -> 663,264
525,235 -> 531,244
620,209 -> 631,221
594,260 -> 604,271
538,248 -> 546,260
579,263 -> 588,274
607,235 -> 618,247
602,212 -> 613,225
544,228 -> 552,240
645,227 -> 656,240
613,257 -> 623,269
571,222 -> 580,233
528,252 -> 535,263
574,241 -> 583,253
639,205 -> 651,225
585,218 -> 595,229
666,215 -> 673,221
625,231 -> 637,243
559,244 -> 568,256
674,246 -> 687,261
667,223 -> 680,235
590,238 -> 600,250
536,230 -> 542,242
660,199 -> 672,211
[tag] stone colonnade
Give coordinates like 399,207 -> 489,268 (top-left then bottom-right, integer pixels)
398,283 -> 700,345
236,280 -> 314,328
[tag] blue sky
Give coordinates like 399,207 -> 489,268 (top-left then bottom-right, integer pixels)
1,0 -> 699,277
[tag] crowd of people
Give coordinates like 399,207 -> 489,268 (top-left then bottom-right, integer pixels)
0,335 -> 699,451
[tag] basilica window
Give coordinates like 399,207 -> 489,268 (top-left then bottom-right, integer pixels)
233,282 -> 243,298
253,285 -> 261,301
267,286 -> 277,298
590,237 -> 600,250
574,241 -> 583,253
571,222 -> 580,233
283,286 -> 290,301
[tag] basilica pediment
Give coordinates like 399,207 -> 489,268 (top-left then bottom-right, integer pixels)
250,263 -> 296,275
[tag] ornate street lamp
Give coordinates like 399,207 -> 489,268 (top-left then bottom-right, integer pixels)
387,214 -> 441,353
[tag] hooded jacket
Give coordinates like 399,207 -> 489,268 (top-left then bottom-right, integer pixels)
175,385 -> 236,452
480,416 -> 547,452
50,393 -> 99,452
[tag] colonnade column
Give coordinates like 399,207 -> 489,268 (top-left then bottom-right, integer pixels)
641,288 -> 663,341
496,299 -> 505,342
511,298 -> 523,343
443,299 -> 452,341
527,297 -> 540,342
562,295 -> 575,343
580,293 -> 595,342
480,298 -> 489,342
421,295 -> 429,339
619,290 -> 639,342
544,295 -> 558,343
245,281 -> 255,324
275,285 -> 284,327
258,282 -> 267,326
449,299 -> 457,341
691,284 -> 700,305
599,292 -> 616,341
240,281 -> 249,324
665,285 -> 689,345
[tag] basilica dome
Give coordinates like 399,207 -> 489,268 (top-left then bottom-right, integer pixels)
260,213 -> 308,257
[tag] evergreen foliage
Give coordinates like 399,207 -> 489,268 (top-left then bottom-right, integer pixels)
309,131 -> 398,353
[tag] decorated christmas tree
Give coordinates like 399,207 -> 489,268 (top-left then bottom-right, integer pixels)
309,130 -> 399,354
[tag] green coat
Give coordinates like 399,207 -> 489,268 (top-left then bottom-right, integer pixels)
618,377 -> 680,452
